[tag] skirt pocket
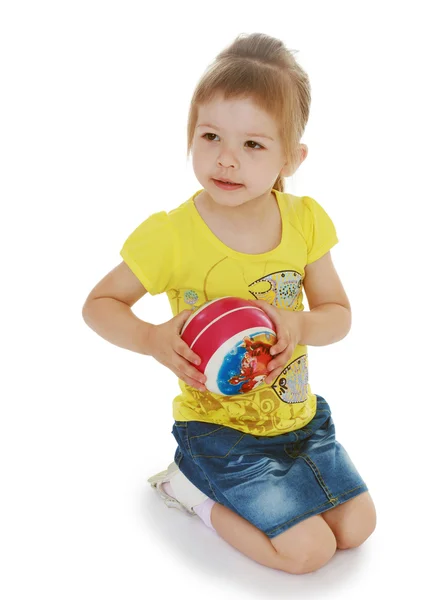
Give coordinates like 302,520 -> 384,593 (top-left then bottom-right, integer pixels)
187,422 -> 245,459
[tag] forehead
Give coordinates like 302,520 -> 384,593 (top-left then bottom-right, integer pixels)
196,95 -> 278,135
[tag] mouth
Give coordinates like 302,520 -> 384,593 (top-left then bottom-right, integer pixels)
212,178 -> 244,190
215,177 -> 239,184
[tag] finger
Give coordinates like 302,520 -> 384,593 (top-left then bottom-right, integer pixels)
175,309 -> 194,333
248,299 -> 278,322
175,356 -> 207,386
249,298 -> 271,310
270,337 -> 289,356
266,345 -> 294,384
268,352 -> 288,373
252,299 -> 278,320
171,366 -> 207,391
266,353 -> 291,384
175,338 -> 202,366
249,301 -> 285,350
265,366 -> 284,385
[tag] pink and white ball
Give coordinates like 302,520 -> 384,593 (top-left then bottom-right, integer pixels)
181,297 -> 277,396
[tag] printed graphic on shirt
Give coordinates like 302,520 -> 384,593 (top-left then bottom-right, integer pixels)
271,354 -> 309,404
167,264 -> 303,314
182,368 -> 312,436
183,289 -> 199,307
249,270 -> 303,310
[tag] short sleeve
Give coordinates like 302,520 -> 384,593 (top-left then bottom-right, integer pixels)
119,211 -> 178,295
301,196 -> 339,264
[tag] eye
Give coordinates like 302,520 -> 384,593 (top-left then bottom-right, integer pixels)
201,134 -> 264,150
202,133 -> 219,141
245,140 -> 264,150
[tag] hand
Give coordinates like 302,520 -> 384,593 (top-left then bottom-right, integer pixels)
147,310 -> 207,391
248,300 -> 303,385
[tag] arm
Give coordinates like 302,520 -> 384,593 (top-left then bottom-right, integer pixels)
82,261 -> 154,355
297,303 -> 351,346
255,251 -> 351,384
298,250 -> 351,346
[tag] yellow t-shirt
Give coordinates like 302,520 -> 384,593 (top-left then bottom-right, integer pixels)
120,188 -> 338,437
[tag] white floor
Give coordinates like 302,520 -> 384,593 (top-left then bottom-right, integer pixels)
141,485 -> 421,600
1,459 -> 424,600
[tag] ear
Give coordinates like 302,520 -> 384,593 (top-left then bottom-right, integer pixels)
280,144 -> 308,177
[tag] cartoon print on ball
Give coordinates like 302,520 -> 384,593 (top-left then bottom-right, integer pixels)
218,331 -> 277,396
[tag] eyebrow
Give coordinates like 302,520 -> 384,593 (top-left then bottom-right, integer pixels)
197,123 -> 274,141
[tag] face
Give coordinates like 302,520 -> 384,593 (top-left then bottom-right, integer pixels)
191,94 -> 295,208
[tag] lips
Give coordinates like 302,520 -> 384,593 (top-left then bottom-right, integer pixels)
212,178 -> 244,191
213,178 -> 241,185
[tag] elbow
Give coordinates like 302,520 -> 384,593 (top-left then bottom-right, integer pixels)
82,303 -> 89,325
82,298 -> 94,325
341,305 -> 352,339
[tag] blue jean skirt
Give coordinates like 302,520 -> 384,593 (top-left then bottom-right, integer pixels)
171,394 -> 368,539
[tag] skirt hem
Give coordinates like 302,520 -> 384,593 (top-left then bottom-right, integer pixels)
265,484 -> 369,539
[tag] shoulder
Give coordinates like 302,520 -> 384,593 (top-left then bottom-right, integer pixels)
122,210 -> 171,245
275,190 -> 314,232
275,190 -> 312,213
164,189 -> 203,230
278,192 -> 335,229
278,191 -> 327,216
122,190 -> 200,241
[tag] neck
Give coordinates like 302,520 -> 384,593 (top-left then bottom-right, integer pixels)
202,189 -> 277,226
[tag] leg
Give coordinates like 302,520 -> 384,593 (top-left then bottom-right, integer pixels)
211,502 -> 337,575
320,491 -> 377,549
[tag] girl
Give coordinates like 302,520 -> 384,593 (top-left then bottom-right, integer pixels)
82,33 -> 376,575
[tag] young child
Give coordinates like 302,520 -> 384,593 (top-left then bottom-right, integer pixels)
82,33 -> 376,575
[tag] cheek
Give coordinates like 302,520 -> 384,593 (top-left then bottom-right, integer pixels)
248,154 -> 274,173
192,151 -> 203,173
192,143 -> 211,169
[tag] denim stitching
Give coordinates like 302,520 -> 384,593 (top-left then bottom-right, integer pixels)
190,433 -> 246,459
183,422 -> 194,457
196,465 -> 220,503
188,426 -> 226,440
267,484 -> 368,537
285,450 -> 333,501
302,453 -> 333,500
183,423 -> 220,502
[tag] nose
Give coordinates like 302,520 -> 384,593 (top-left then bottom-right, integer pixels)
217,145 -> 239,169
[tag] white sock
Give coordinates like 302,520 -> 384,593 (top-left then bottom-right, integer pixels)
162,481 -> 216,531
192,496 -> 216,531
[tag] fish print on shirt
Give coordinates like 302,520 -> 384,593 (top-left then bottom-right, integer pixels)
271,354 -> 309,404
248,270 -> 303,310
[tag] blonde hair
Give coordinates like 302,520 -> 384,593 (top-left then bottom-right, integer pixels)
186,33 -> 311,192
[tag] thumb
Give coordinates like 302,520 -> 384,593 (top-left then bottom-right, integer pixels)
175,309 -> 194,333
249,299 -> 277,321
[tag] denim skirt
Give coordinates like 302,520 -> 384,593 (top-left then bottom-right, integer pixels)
171,394 -> 368,539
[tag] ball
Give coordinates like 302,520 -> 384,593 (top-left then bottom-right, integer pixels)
181,296 -> 277,396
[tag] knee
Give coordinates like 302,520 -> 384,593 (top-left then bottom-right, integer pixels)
336,502 -> 377,550
276,535 -> 337,575
287,540 -> 337,574
271,514 -> 338,575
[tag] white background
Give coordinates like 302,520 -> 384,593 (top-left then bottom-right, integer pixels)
1,1 -> 430,598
